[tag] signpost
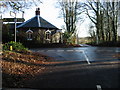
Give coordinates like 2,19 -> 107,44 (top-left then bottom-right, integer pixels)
10,11 -> 17,42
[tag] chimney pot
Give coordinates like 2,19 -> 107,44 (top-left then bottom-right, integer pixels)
35,8 -> 40,15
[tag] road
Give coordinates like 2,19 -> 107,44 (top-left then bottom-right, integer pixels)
23,47 -> 120,89
32,47 -> 120,63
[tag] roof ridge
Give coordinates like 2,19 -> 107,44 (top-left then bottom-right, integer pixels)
37,15 -> 41,27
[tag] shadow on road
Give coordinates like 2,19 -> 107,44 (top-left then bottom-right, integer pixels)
23,60 -> 120,88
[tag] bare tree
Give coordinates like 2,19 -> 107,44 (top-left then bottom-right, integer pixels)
0,0 -> 42,13
84,0 -> 119,44
100,1 -> 119,42
88,24 -> 96,42
57,0 -> 84,39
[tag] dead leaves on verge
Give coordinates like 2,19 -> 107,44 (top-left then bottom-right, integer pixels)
0,50 -> 52,87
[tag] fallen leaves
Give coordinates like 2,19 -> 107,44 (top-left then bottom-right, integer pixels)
113,54 -> 120,58
1,50 -> 53,88
1,60 -> 44,75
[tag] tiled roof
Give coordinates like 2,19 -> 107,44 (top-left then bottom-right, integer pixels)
17,15 -> 58,29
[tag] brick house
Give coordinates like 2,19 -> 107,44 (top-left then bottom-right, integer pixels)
17,8 -> 62,44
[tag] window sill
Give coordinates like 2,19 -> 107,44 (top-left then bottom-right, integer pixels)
27,39 -> 33,41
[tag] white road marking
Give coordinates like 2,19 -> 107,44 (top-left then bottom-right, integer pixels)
37,49 -> 91,64
66,50 -> 74,52
57,50 -> 64,52
47,50 -> 55,52
75,50 -> 84,52
82,50 -> 91,64
38,49 -> 88,53
96,85 -> 102,90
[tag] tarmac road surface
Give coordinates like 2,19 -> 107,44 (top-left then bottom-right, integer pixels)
31,47 -> 120,63
22,47 -> 120,88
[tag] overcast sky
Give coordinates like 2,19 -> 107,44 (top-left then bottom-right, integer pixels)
2,0 -> 91,37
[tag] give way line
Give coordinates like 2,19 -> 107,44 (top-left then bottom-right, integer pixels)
37,49 -> 91,64
55,49 -> 91,65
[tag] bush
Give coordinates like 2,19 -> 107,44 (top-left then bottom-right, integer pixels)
3,41 -> 28,51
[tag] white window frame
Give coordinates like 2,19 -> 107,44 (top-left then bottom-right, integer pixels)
26,29 -> 33,40
45,29 -> 51,40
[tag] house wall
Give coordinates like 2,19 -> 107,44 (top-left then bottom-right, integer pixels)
52,32 -> 62,43
17,28 -> 62,44
17,28 -> 45,43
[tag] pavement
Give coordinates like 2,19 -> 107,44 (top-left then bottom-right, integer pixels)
22,47 -> 120,89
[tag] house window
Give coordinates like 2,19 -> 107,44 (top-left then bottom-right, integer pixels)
26,29 -> 33,40
45,30 -> 51,40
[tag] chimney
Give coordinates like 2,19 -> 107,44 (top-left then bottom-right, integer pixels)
35,8 -> 40,16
